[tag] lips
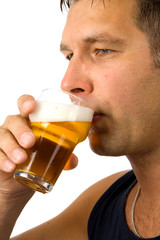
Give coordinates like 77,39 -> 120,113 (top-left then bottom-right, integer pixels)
92,112 -> 104,123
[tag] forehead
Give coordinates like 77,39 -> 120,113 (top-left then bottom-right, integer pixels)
62,0 -> 138,45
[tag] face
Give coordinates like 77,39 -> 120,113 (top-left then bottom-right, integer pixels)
60,0 -> 160,158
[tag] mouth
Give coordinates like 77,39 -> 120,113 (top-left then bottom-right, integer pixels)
92,112 -> 104,123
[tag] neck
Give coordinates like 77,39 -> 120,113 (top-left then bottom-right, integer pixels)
127,150 -> 160,202
126,152 -> 160,238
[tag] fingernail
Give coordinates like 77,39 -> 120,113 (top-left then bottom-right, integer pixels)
12,148 -> 27,163
20,132 -> 35,147
22,100 -> 33,112
4,160 -> 15,172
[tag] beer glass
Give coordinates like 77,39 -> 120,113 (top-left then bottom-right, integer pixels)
14,88 -> 93,193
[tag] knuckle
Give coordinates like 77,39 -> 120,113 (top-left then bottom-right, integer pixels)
0,127 -> 9,139
0,128 -> 14,151
0,151 -> 15,172
4,114 -> 19,125
0,149 -> 7,160
0,149 -> 7,164
3,114 -> 26,128
5,115 -> 17,124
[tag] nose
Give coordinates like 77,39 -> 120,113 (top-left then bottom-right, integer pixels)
61,57 -> 93,97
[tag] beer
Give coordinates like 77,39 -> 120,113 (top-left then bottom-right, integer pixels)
14,100 -> 93,193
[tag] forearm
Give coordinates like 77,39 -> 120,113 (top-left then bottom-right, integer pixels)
0,190 -> 34,240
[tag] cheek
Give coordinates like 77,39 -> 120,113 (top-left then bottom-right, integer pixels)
101,65 -> 160,137
100,65 -> 139,112
101,59 -> 155,115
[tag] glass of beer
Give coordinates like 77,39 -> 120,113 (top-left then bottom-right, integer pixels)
14,88 -> 93,193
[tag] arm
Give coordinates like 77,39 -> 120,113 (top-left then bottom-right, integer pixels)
0,186 -> 34,240
11,170 -> 129,240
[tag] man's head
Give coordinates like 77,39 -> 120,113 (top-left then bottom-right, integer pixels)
60,0 -> 160,159
60,0 -> 160,68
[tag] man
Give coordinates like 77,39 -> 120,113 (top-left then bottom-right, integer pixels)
1,0 -> 160,239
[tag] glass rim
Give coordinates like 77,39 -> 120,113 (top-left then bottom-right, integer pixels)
38,88 -> 84,105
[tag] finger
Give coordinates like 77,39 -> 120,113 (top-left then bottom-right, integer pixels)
0,127 -> 28,165
17,94 -> 37,118
64,153 -> 78,170
2,115 -> 36,149
0,150 -> 16,173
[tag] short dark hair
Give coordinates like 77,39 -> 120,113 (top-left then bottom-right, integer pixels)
60,0 -> 160,67
135,0 -> 160,67
60,0 -> 70,10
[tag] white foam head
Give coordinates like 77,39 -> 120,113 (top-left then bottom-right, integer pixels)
29,101 -> 94,122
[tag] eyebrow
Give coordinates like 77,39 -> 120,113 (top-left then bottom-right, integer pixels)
83,33 -> 126,46
60,32 -> 127,52
60,43 -> 72,52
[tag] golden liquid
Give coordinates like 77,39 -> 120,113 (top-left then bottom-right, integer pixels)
15,121 -> 91,191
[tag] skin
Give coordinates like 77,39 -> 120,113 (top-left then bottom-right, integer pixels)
1,0 -> 160,239
61,0 -> 160,158
61,2 -> 160,236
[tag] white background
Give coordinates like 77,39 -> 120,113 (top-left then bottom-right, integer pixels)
0,1 -> 131,237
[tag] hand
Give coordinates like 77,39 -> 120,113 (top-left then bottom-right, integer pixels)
64,154 -> 78,170
0,94 -> 78,196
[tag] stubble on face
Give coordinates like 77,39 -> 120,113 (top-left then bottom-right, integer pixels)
63,0 -> 160,159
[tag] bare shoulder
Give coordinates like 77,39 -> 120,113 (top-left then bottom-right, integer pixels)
79,169 -> 130,202
11,170 -> 130,240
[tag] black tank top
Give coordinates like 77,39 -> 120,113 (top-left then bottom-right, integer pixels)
88,170 -> 160,240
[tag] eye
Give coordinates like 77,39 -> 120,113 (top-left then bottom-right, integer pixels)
97,49 -> 113,55
101,49 -> 112,54
66,53 -> 73,61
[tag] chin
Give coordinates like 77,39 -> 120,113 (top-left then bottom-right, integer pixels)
89,134 -> 126,157
89,135 -> 110,156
